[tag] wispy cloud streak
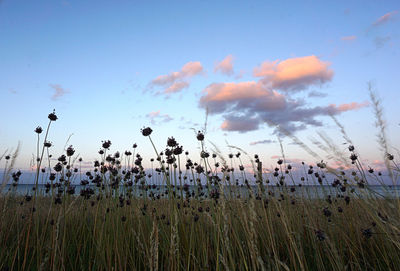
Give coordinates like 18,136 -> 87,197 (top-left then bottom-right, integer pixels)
49,84 -> 68,100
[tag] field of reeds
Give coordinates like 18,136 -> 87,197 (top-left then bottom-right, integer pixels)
1,92 -> 400,271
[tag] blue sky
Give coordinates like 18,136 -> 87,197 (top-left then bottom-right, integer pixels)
0,0 -> 399,171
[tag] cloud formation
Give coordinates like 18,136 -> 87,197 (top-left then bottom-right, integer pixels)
308,90 -> 328,98
146,110 -> 173,125
374,36 -> 391,49
49,84 -> 68,100
220,116 -> 261,133
253,55 -> 334,92
341,35 -> 357,41
214,55 -> 234,76
214,95 -> 367,133
165,81 -> 190,94
372,10 -> 398,27
199,81 -> 286,114
199,55 -> 367,134
249,139 -> 276,146
331,101 -> 369,112
149,61 -> 203,95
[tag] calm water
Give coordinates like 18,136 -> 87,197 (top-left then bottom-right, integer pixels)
1,184 -> 399,199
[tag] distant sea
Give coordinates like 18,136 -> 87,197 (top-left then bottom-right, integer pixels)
1,170 -> 399,198
1,184 -> 399,199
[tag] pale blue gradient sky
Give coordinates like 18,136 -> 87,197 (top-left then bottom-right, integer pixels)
0,0 -> 399,170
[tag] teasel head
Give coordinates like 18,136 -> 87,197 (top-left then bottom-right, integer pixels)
165,148 -> 173,156
200,151 -> 209,158
66,145 -> 75,157
323,207 -> 332,217
350,153 -> 357,162
167,136 -> 178,147
48,110 -> 58,121
102,140 -> 112,149
362,228 -> 373,239
35,126 -> 43,134
49,173 -> 56,181
315,230 -> 325,241
173,145 -> 183,155
195,165 -> 204,174
196,131 -> 204,141
54,196 -> 62,205
386,153 -> 394,161
53,162 -> 63,172
317,161 -> 326,168
67,186 -> 75,195
166,156 -> 176,164
141,127 -> 153,137
25,194 -> 32,202
43,141 -> 52,148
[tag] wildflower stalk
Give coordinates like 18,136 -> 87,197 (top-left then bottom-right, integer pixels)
148,135 -> 172,199
34,120 -> 52,197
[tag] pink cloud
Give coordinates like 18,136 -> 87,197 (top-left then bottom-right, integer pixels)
149,61 -> 203,95
199,80 -> 368,133
146,110 -> 160,118
249,139 -> 275,146
220,117 -> 260,133
151,72 -> 180,85
341,35 -> 357,41
330,101 -> 369,112
214,55 -> 234,76
165,81 -> 190,94
253,55 -> 334,91
199,81 -> 286,114
49,84 -> 68,100
327,160 -> 353,171
146,110 -> 173,125
370,160 -> 387,171
372,10 -> 398,26
181,61 -> 203,76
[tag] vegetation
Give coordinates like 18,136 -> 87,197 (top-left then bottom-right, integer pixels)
0,90 -> 399,270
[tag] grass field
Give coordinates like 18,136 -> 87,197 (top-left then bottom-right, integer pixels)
1,102 -> 399,270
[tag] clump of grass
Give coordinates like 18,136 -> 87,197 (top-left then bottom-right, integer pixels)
0,99 -> 399,271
